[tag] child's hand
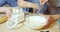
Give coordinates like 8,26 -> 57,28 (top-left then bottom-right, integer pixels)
0,7 -> 12,17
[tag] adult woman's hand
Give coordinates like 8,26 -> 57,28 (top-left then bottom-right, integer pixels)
0,7 -> 11,17
0,7 -> 11,24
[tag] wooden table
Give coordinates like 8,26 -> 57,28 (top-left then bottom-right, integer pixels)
0,20 -> 59,32
0,13 -> 59,32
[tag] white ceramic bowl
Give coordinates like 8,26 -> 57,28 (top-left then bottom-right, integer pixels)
24,16 -> 48,29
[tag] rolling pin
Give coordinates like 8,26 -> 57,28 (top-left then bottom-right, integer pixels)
0,16 -> 8,24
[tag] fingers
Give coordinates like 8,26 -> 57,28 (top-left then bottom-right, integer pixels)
18,0 -> 23,3
5,8 -> 12,17
40,0 -> 48,5
40,0 -> 44,5
0,7 -> 12,17
6,10 -> 12,17
17,0 -> 24,7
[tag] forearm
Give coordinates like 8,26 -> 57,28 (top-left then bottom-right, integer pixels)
25,1 -> 39,9
19,1 -> 39,9
45,14 -> 60,20
44,14 -> 60,28
52,14 -> 60,20
43,14 -> 60,28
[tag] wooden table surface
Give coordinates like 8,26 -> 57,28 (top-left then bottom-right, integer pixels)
0,21 -> 59,32
0,13 -> 59,32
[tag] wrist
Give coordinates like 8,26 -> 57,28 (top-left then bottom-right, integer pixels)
44,16 -> 55,28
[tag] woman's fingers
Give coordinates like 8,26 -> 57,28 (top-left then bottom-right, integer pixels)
4,7 -> 12,17
6,10 -> 12,17
0,7 -> 12,17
